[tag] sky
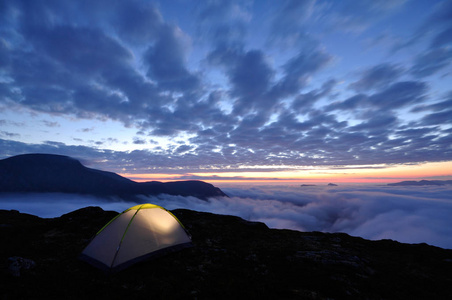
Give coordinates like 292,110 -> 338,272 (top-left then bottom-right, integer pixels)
1,0 -> 452,183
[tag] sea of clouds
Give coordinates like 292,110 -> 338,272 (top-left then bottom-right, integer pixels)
1,184 -> 451,249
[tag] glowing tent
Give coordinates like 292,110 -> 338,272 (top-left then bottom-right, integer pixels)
79,204 -> 192,272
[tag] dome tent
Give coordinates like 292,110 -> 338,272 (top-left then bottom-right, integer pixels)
79,203 -> 192,272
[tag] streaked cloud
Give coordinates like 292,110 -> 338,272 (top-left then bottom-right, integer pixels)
0,0 -> 450,179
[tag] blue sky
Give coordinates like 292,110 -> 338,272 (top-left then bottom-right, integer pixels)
0,0 -> 451,182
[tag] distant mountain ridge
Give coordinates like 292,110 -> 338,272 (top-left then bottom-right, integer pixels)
0,154 -> 227,199
388,180 -> 452,186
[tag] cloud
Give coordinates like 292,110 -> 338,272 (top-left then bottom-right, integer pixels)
268,0 -> 316,48
0,1 -> 450,173
144,24 -> 200,92
0,131 -> 20,138
410,48 -> 452,78
0,193 -> 127,218
132,137 -> 147,145
2,185 -> 451,249
431,26 -> 452,48
349,64 -> 405,92
393,1 -> 452,52
271,49 -> 333,99
313,0 -> 407,34
207,48 -> 275,115
112,1 -> 163,45
328,81 -> 428,112
41,120 -> 60,128
369,81 -> 428,109
0,0 -> 221,144
32,26 -> 131,76
216,185 -> 452,249
195,0 -> 251,47
217,52 -> 273,115
421,110 -> 452,126
412,92 -> 452,113
168,174 -> 281,181
349,113 -> 398,134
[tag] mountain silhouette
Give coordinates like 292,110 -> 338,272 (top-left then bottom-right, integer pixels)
388,180 -> 452,186
0,154 -> 227,199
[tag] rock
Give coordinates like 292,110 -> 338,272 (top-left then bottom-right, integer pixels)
1,207 -> 452,299
7,256 -> 36,277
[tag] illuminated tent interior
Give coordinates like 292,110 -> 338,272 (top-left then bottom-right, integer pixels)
79,204 -> 192,272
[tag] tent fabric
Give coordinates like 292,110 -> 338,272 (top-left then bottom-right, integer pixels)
79,204 -> 192,272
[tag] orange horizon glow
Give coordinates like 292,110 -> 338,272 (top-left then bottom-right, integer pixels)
119,161 -> 452,185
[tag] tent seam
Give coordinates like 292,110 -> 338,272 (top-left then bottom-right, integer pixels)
95,212 -> 123,236
109,204 -> 144,270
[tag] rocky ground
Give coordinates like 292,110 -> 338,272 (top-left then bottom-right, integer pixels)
1,206 -> 452,299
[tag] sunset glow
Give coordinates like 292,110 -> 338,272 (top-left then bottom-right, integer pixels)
121,161 -> 452,184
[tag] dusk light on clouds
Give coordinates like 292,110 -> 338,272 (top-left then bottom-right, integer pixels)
2,185 -> 452,249
1,0 -> 451,183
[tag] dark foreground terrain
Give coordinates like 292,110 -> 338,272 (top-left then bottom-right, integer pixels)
1,207 -> 452,299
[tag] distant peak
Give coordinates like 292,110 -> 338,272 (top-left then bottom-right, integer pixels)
2,153 -> 84,168
0,153 -> 227,199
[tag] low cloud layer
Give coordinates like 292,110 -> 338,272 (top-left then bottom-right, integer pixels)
2,185 -> 451,249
